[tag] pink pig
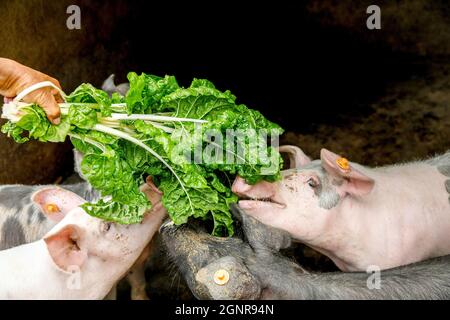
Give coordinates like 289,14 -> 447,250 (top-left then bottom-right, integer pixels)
0,179 -> 166,299
232,146 -> 450,271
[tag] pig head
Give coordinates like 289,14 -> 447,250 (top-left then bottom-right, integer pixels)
232,145 -> 450,271
25,179 -> 167,298
161,204 -> 306,300
232,146 -> 374,245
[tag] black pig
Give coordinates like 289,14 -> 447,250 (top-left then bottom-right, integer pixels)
161,204 -> 450,299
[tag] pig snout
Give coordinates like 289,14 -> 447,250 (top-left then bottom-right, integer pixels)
231,176 -> 276,199
160,222 -> 220,299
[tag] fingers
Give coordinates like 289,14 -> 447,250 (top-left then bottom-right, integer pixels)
51,87 -> 64,103
25,89 -> 61,124
2,60 -> 64,124
55,94 -> 64,103
38,77 -> 63,124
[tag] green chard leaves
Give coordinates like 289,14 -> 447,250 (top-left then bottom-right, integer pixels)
1,72 -> 283,236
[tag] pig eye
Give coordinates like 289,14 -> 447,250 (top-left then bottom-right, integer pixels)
307,177 -> 318,188
100,222 -> 112,233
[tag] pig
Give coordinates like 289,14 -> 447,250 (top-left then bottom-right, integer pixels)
0,151 -> 154,299
161,204 -> 450,300
0,180 -> 154,300
0,181 -> 99,251
0,178 -> 166,299
232,146 -> 450,272
101,74 -> 130,97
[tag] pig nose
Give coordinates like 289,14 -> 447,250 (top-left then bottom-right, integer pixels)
232,176 -> 277,199
231,176 -> 253,195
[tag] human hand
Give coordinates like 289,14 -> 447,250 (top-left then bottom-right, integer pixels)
0,58 -> 62,124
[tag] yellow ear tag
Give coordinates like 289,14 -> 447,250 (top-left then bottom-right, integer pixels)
45,203 -> 60,214
336,157 -> 350,171
213,269 -> 230,285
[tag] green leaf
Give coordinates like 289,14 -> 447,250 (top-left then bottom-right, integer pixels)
66,83 -> 112,116
126,72 -> 179,114
1,122 -> 28,143
81,199 -> 150,224
68,104 -> 98,129
1,71 -> 284,237
44,117 -> 71,142
5,104 -> 70,143
80,153 -> 147,206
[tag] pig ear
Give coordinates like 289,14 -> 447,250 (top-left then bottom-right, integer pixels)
32,187 -> 86,223
44,224 -> 87,271
279,145 -> 311,168
320,148 -> 375,196
196,256 -> 261,300
101,74 -> 116,92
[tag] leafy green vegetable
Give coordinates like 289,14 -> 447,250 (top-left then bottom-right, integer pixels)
126,72 -> 179,114
2,104 -> 71,143
66,83 -> 113,116
1,72 -> 283,236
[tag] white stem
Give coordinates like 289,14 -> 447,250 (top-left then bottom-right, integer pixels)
4,101 -> 206,125
106,113 -> 208,123
122,126 -> 136,135
93,124 -> 195,216
146,121 -> 175,133
14,81 -> 67,103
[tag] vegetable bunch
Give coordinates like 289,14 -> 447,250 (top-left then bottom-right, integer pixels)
1,72 -> 283,236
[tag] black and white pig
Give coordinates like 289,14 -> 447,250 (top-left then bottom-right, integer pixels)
0,151 -> 152,299
0,179 -> 166,299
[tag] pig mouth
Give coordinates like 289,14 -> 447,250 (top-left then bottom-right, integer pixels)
237,195 -> 286,209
